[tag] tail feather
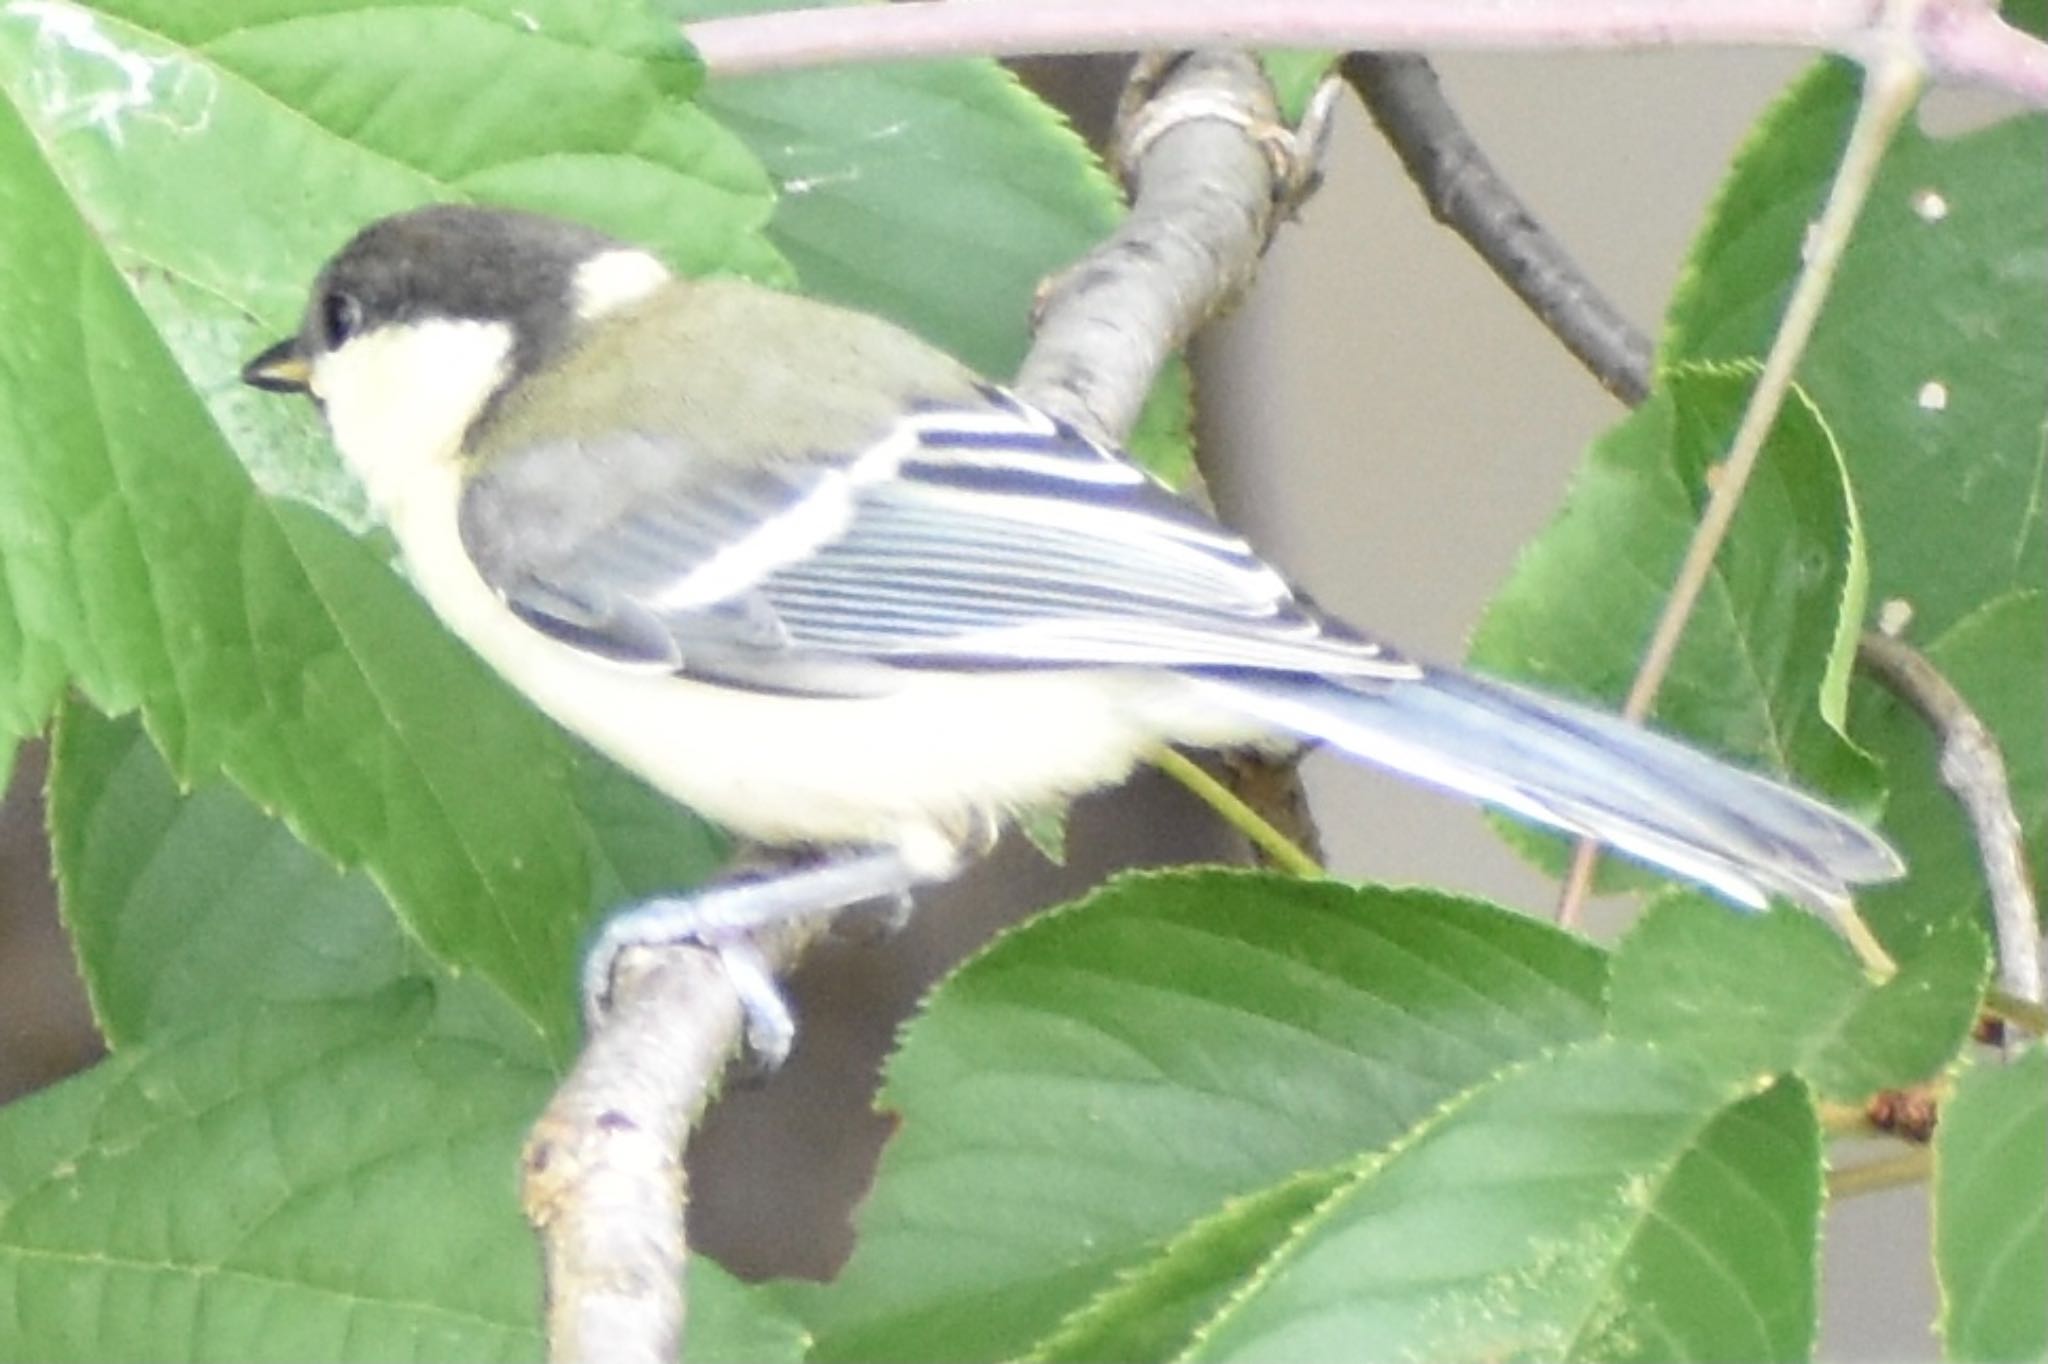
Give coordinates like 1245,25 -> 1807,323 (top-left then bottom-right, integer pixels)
1199,666 -> 1903,912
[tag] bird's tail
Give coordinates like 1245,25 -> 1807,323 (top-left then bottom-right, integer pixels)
1196,666 -> 1903,911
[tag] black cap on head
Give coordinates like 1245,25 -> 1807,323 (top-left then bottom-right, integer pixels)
244,205 -> 629,392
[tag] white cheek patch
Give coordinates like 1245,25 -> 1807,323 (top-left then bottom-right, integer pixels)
311,319 -> 514,517
574,249 -> 671,320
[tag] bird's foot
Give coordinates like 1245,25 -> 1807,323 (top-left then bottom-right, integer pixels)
579,847 -> 932,1073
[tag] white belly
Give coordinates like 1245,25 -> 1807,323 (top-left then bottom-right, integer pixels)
389,464 -> 1244,868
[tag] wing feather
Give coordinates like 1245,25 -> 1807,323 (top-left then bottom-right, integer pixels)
461,390 -> 1413,692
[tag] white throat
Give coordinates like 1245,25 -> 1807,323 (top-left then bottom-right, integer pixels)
311,319 -> 515,518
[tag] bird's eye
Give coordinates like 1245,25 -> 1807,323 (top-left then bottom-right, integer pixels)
320,291 -> 364,349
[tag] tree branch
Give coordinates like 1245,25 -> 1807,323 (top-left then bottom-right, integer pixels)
521,921 -> 823,1364
685,0 -> 2048,108
1342,52 -> 1653,406
1011,50 -> 1336,864
1859,631 -> 2044,1015
521,51 -> 1332,1362
1013,51 -> 1320,443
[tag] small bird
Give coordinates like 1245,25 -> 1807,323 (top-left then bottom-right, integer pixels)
245,205 -> 1901,1056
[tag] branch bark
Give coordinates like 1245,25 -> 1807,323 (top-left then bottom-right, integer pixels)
685,0 -> 2048,108
1343,52 -> 1653,406
522,920 -> 823,1364
1011,53 -> 1336,868
1858,631 -> 2044,1014
522,51 -> 1332,1361
1013,51 -> 1317,442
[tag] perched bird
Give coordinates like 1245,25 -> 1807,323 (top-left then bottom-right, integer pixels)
244,205 -> 1901,1056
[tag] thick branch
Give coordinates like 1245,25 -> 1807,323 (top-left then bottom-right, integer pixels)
1343,52 -> 1653,405
1012,51 -> 1334,864
1859,631 -> 2043,1012
1014,51 -> 1302,442
522,921 -> 822,1364
523,50 -> 1331,1362
686,0 -> 2048,108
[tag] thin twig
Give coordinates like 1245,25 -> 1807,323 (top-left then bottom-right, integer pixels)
685,0 -> 2048,109
1343,52 -> 1653,406
1554,20 -> 1928,928
1827,1145 -> 1932,1199
1859,631 -> 2044,1013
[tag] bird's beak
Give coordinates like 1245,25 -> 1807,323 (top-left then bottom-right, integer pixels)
242,336 -> 313,393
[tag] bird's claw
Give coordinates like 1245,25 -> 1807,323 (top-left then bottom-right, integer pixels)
581,902 -> 797,1074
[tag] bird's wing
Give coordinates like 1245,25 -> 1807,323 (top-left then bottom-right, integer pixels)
459,387 -> 1414,695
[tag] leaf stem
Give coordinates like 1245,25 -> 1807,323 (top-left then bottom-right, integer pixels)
1986,989 -> 2048,1035
1837,900 -> 1901,979
1151,747 -> 1325,878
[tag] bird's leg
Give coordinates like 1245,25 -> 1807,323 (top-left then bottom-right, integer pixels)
579,845 -> 936,1071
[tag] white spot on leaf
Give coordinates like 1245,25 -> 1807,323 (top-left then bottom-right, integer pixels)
1917,380 -> 1949,412
3,0 -> 216,144
1911,188 -> 1949,222
780,168 -> 864,197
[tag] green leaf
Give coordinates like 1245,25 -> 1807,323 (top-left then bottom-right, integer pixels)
0,0 -> 782,523
1028,1168 -> 1346,1364
1666,63 -> 2046,640
693,0 -> 1196,484
1609,895 -> 1988,1100
1013,801 -> 1070,867
691,1261 -> 813,1364
47,699 -> 546,1056
1470,365 -> 1878,888
1935,1044 -> 2047,1362
0,0 -> 759,1053
0,991 -> 802,1363
1853,592 -> 2047,943
0,990 -> 543,1362
1259,50 -> 1334,125
1575,1077 -> 1819,1362
1185,1052 -> 1818,1363
49,698 -> 413,1045
799,872 -> 1607,1362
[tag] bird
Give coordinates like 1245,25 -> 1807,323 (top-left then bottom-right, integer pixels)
243,204 -> 1903,1059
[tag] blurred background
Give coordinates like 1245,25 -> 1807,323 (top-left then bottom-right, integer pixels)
0,47 -> 1942,1360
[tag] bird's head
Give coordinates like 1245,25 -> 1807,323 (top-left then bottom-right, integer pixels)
243,205 -> 673,508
